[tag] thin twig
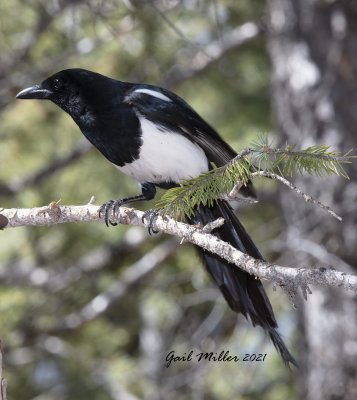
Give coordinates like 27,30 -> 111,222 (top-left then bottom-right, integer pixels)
250,171 -> 342,221
228,148 -> 252,165
201,217 -> 225,233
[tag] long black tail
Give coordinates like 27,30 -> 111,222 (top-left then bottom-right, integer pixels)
189,200 -> 297,367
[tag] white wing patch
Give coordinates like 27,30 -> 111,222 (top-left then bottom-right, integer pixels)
133,88 -> 172,102
115,117 -> 209,184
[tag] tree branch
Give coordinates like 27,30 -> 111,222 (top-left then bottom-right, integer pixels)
1,203 -> 356,296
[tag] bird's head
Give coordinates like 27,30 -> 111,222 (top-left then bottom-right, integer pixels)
16,69 -> 118,122
17,70 -> 76,109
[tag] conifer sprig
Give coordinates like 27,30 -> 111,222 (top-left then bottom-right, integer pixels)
155,136 -> 354,220
155,149 -> 253,219
250,134 -> 352,178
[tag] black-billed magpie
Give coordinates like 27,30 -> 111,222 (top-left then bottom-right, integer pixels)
16,68 -> 296,366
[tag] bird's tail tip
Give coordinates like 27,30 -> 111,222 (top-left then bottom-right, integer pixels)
268,328 -> 298,368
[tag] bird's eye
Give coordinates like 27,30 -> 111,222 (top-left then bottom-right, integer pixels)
52,77 -> 64,91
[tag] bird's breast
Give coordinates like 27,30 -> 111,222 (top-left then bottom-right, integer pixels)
115,117 -> 209,184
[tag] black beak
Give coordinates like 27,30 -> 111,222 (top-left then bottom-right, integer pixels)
16,84 -> 52,100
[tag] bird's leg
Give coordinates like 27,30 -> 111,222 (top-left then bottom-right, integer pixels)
99,182 -> 156,227
141,182 -> 180,235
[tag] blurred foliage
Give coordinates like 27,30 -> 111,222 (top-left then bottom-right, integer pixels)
0,0 -> 297,399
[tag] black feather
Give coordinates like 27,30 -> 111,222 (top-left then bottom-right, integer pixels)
190,201 -> 297,367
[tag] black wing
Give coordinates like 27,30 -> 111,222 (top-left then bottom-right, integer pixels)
124,85 -> 237,166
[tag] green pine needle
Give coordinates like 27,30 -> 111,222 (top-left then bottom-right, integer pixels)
155,156 -> 252,219
155,136 -> 354,219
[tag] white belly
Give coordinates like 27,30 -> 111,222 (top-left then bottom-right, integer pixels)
116,117 -> 209,183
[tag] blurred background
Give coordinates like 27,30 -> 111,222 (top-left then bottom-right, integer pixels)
0,0 -> 356,399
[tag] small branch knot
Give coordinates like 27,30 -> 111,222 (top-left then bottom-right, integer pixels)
37,200 -> 62,222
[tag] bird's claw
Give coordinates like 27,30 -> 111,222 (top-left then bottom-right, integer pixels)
142,209 -> 159,235
99,199 -> 123,227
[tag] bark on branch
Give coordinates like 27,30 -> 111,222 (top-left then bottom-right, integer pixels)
1,202 -> 356,296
